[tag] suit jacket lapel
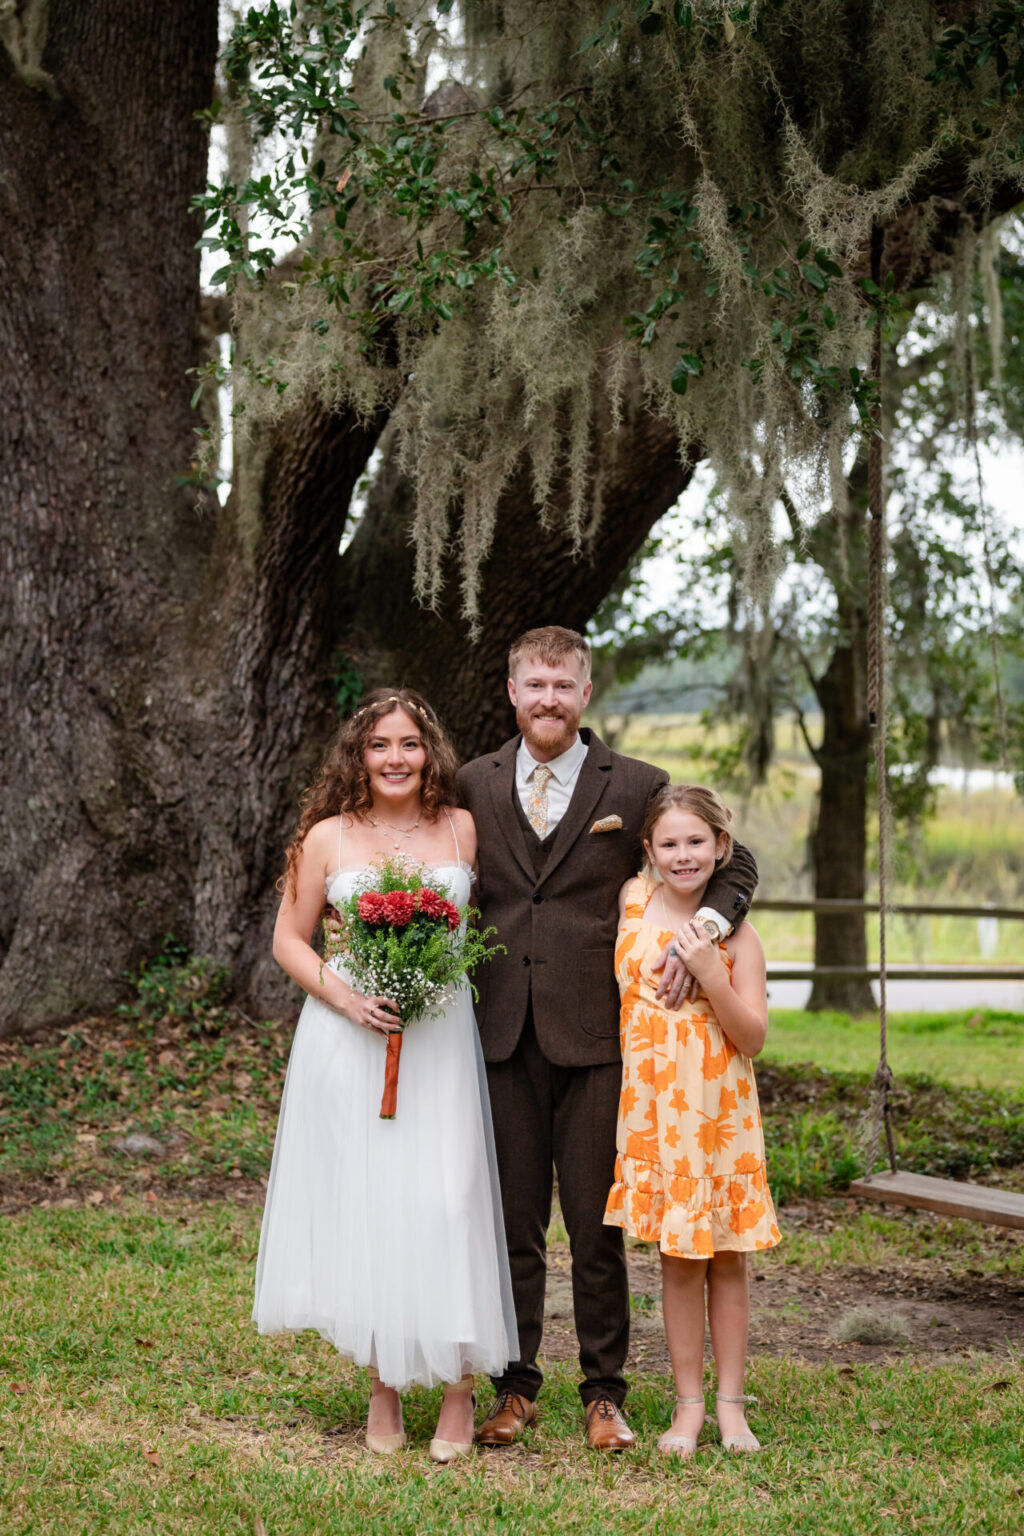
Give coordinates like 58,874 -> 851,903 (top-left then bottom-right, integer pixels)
536,731 -> 613,887
486,735 -> 536,883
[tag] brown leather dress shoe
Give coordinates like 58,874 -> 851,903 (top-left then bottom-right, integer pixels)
474,1390 -> 538,1446
585,1397 -> 635,1452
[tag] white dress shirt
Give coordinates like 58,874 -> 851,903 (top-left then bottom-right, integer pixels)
515,732 -> 589,835
516,731 -> 731,933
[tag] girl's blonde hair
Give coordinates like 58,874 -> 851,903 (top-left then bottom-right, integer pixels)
641,783 -> 734,870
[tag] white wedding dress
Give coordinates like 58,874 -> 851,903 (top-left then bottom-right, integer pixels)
252,832 -> 517,1390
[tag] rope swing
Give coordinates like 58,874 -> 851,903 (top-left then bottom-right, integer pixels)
863,223 -> 898,1180
849,228 -> 1024,1227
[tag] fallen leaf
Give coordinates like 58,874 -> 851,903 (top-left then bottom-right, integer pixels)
987,1379 -> 1014,1392
135,1338 -> 155,1350
86,1190 -> 104,1206
9,1383 -> 29,1395
143,1190 -> 158,1204
255,1516 -> 268,1536
143,1447 -> 162,1467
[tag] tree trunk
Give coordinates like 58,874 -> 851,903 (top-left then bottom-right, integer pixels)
336,416 -> 695,761
806,609 -> 876,1015
0,4 -> 692,1040
0,2 -> 222,1032
0,7 -> 387,1031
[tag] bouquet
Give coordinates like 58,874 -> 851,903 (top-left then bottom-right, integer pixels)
323,855 -> 503,1118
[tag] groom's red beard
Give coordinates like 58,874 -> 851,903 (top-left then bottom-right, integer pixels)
517,707 -> 580,758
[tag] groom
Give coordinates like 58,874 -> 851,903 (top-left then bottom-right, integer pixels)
457,626 -> 758,1451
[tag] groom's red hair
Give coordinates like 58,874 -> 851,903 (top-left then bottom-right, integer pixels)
508,625 -> 591,679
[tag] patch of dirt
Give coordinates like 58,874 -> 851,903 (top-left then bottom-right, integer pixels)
539,1201 -> 1024,1374
0,1175 -> 269,1216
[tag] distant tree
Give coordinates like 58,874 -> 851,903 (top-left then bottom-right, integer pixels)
597,237 -> 1024,1009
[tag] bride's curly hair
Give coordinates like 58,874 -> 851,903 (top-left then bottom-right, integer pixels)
280,688 -> 460,895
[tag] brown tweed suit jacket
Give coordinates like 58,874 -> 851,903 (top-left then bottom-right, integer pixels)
458,729 -> 757,1069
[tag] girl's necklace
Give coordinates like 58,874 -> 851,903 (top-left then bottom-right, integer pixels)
658,889 -> 695,932
368,811 -> 422,851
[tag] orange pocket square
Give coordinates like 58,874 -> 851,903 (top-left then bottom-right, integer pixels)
589,815 -> 623,834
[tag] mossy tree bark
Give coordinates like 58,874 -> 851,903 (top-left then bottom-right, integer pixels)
0,6 -> 382,1031
0,2 -> 222,1033
0,5 -> 692,1033
337,415 -> 694,762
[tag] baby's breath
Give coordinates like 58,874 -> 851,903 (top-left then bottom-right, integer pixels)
324,854 -> 503,1025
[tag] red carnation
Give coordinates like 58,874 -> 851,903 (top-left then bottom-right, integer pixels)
356,891 -> 390,925
441,900 -> 460,931
416,888 -> 446,919
380,890 -> 417,927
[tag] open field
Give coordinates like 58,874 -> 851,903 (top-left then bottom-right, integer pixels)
595,712 -> 1024,965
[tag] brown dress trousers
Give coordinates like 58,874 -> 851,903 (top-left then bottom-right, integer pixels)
458,730 -> 758,1404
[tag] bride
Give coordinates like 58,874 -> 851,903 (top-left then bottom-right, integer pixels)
253,688 -> 516,1461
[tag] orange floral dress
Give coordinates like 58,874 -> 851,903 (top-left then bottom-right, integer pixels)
603,874 -> 781,1259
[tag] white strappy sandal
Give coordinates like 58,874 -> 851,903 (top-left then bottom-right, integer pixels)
716,1392 -> 761,1452
656,1393 -> 705,1457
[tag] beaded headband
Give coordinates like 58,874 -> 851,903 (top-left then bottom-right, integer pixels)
351,694 -> 433,725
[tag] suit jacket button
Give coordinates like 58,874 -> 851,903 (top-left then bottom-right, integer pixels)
532,892 -> 543,904
522,955 -> 531,966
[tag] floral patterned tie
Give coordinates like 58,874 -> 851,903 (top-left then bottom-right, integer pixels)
526,765 -> 554,837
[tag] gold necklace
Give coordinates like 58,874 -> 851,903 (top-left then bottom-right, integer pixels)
368,811 -> 422,851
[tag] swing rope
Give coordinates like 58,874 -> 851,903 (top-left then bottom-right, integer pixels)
863,223 -> 898,1179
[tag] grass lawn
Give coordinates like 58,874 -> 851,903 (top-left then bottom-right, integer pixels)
4,985 -> 1024,1533
764,1007 -> 1024,1090
2,1201 -> 1023,1536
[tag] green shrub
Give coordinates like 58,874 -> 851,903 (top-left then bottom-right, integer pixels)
120,936 -> 233,1035
765,1109 -> 860,1204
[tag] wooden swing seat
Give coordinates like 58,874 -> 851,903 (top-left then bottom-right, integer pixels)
848,1170 -> 1024,1229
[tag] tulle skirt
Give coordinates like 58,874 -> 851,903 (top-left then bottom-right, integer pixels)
252,978 -> 518,1389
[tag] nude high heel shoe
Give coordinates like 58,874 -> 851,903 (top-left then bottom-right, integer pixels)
429,1377 -> 476,1464
366,1368 -> 405,1454
716,1392 -> 761,1452
657,1394 -> 705,1457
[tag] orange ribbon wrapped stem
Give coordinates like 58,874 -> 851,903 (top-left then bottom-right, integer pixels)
379,1030 -> 403,1119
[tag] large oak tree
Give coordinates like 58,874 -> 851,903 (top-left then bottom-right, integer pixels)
2,2 -> 1021,1031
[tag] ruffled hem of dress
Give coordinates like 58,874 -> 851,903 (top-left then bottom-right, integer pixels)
603,1155 -> 781,1258
251,1309 -> 511,1390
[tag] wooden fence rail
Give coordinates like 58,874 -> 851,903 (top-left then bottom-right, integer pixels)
754,897 -> 1024,984
755,898 -> 1024,920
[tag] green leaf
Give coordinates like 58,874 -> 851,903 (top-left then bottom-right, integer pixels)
671,352 -> 703,393
800,262 -> 828,291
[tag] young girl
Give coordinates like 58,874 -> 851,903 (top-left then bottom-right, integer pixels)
603,784 -> 780,1456
253,689 -> 516,1462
